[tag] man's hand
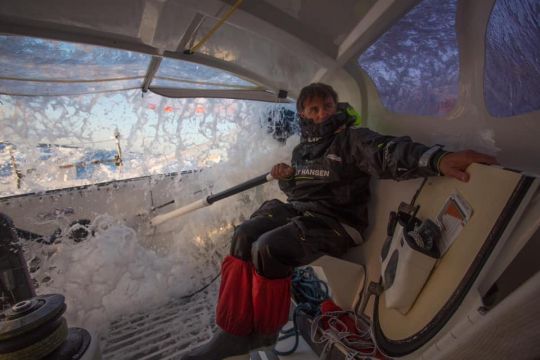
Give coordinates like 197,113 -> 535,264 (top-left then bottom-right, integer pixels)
439,150 -> 499,182
271,163 -> 295,180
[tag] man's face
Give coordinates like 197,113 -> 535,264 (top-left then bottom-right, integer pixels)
301,96 -> 337,124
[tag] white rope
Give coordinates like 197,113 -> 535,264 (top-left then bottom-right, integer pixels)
310,310 -> 378,360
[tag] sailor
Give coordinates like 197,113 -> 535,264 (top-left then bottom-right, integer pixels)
181,83 -> 497,360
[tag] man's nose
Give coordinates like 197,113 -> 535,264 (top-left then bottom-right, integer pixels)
317,109 -> 330,120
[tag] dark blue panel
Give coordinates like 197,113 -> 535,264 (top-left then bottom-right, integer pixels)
357,0 -> 459,116
484,0 -> 540,117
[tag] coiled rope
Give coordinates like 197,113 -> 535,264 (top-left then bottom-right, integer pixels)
275,266 -> 380,359
274,266 -> 329,356
311,310 -> 377,360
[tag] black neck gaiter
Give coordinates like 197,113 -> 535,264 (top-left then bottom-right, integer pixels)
299,104 -> 352,142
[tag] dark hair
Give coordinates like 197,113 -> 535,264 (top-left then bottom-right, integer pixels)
296,83 -> 338,113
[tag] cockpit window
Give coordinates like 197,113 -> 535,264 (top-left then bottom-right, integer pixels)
0,91 -> 296,196
357,0 -> 459,116
0,35 -> 296,196
0,35 -> 260,95
0,35 -> 151,96
484,0 -> 540,117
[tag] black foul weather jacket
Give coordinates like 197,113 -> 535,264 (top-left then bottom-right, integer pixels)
278,103 -> 446,236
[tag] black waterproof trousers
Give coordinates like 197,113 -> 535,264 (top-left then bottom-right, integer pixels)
230,199 -> 355,279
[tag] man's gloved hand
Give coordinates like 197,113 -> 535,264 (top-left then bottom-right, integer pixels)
439,150 -> 499,182
271,163 -> 295,180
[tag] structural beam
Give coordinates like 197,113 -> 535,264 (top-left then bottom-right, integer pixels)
316,0 -> 421,82
142,56 -> 163,93
149,87 -> 292,103
180,0 -> 338,70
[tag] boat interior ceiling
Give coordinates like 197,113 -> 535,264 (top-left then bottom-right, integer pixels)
1,0 -> 540,359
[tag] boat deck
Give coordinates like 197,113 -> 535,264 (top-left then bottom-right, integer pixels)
100,285 -> 318,360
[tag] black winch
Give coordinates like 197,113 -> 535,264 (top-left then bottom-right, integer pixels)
0,213 -> 99,359
0,294 -> 96,360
